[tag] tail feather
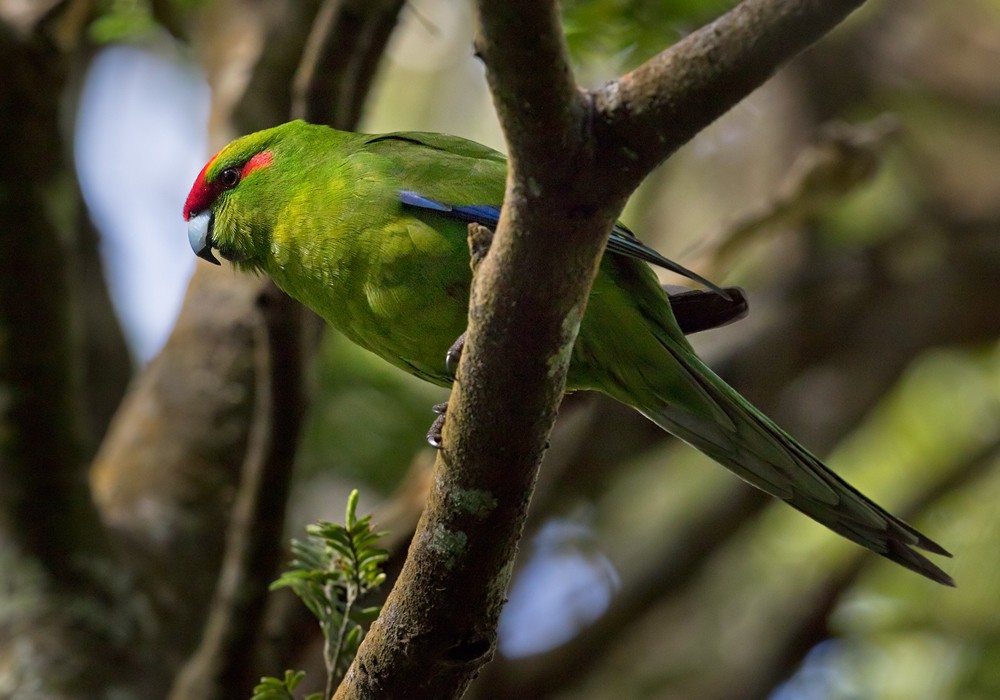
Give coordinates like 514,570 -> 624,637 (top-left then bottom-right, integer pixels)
635,345 -> 954,586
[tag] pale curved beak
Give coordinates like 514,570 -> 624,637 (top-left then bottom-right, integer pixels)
188,210 -> 220,265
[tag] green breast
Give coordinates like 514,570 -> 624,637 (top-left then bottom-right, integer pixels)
267,182 -> 473,386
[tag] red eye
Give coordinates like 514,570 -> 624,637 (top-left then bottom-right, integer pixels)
219,167 -> 240,188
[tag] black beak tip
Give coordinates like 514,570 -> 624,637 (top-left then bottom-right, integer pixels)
197,248 -> 222,266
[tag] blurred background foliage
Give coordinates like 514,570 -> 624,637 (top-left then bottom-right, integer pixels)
3,0 -> 1000,698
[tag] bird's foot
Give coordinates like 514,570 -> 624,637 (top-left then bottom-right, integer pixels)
426,402 -> 449,448
439,222 -> 493,380
425,223 -> 494,449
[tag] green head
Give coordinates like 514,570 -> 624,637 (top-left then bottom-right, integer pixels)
183,120 -> 314,272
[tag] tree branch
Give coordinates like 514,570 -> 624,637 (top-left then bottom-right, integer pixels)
0,13 -> 108,589
0,47 -> 130,574
293,0 -> 406,128
473,1 -> 586,179
593,0 -> 867,196
91,270 -> 262,656
335,1 -> 871,698
336,2 -> 608,696
0,15 -> 153,698
167,287 -> 305,700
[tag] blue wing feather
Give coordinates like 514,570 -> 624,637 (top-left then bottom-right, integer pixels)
399,190 -> 727,297
399,190 -> 453,212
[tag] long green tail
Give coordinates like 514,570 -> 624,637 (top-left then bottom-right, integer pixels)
631,339 -> 954,586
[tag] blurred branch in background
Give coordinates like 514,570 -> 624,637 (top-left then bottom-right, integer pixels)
0,4 -> 150,696
699,114 -> 900,278
292,0 -> 406,128
166,282 -> 306,699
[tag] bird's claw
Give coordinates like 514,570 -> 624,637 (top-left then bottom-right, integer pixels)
427,402 -> 449,448
445,333 -> 465,378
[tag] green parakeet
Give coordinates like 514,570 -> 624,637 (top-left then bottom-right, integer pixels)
183,120 -> 952,585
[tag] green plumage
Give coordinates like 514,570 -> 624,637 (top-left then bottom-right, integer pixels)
185,120 -> 953,585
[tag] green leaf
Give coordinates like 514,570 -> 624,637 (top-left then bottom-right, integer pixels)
250,670 -> 306,700
261,490 -> 389,695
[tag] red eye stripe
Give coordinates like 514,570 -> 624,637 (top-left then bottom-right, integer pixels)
241,150 -> 273,179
